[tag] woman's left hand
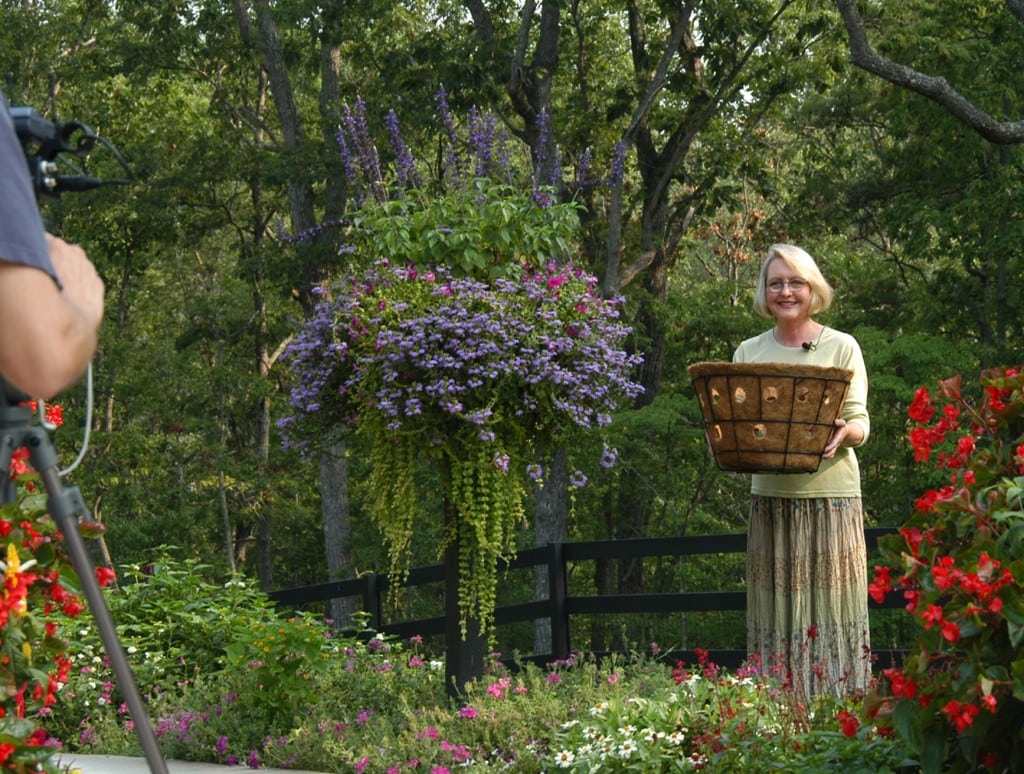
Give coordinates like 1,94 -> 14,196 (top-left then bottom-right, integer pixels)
822,418 -> 853,459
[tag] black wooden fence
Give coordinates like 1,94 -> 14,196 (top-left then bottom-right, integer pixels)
270,526 -> 908,674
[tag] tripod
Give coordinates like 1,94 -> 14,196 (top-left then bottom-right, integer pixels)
0,377 -> 167,774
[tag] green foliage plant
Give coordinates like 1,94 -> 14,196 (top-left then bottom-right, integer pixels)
348,179 -> 581,282
280,260 -> 643,639
48,552 -> 339,767
868,366 -> 1024,772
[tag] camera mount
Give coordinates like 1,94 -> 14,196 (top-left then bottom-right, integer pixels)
10,105 -> 132,199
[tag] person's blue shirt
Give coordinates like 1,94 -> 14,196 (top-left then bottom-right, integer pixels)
0,90 -> 57,283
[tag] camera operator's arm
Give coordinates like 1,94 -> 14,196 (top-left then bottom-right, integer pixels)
0,235 -> 104,399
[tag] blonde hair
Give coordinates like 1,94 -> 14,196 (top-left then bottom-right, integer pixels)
753,243 -> 833,318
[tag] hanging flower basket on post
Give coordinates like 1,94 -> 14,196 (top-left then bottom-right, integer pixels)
280,260 -> 643,693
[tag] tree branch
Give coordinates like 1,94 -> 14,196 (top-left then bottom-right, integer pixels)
834,0 -> 1024,144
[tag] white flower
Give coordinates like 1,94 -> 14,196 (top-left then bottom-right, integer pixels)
429,660 -> 444,672
554,750 -> 575,768
617,739 -> 636,759
642,728 -> 664,744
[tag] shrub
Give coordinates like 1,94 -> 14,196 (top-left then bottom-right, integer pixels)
45,552 -> 334,765
869,367 -> 1024,773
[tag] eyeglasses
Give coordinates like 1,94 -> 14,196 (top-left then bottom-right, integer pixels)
766,278 -> 807,293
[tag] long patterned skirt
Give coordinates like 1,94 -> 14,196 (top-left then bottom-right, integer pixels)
746,495 -> 871,698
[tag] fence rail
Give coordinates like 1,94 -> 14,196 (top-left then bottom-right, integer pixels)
270,527 -> 906,670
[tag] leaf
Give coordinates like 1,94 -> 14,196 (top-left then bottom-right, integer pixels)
920,724 -> 949,774
1012,658 -> 1024,702
939,374 -> 962,400
893,699 -> 923,756
1009,621 -> 1024,648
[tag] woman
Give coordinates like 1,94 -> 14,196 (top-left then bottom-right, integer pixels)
733,243 -> 871,698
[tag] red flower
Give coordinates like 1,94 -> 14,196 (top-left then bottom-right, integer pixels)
908,386 -> 935,423
837,710 -> 859,738
909,427 -> 936,462
903,588 -> 921,614
883,667 -> 918,700
956,435 -> 976,461
96,566 -> 117,588
869,565 -> 892,603
900,526 -> 926,557
921,604 -> 945,629
941,700 -> 980,733
940,620 -> 960,642
979,753 -> 1000,769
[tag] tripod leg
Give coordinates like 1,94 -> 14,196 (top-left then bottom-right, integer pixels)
27,435 -> 168,774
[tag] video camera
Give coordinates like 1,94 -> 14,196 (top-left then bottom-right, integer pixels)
10,105 -> 131,199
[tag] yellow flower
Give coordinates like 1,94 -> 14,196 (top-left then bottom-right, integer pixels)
6,542 -> 20,576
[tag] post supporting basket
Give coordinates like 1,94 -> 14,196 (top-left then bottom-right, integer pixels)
688,361 -> 853,473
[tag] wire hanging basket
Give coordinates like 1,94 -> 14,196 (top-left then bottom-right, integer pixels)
688,361 -> 853,473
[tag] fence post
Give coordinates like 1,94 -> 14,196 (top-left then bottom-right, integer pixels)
365,572 -> 382,630
545,541 -> 569,661
444,504 -> 484,702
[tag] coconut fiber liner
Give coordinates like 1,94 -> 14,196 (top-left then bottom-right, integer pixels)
687,361 -> 853,473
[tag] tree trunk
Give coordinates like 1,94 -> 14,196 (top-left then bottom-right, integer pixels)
238,2 -> 354,600
533,446 -> 567,655
320,439 -> 358,629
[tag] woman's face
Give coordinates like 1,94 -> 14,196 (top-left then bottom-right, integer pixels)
765,257 -> 811,322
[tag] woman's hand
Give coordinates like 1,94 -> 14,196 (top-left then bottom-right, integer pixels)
822,418 -> 863,459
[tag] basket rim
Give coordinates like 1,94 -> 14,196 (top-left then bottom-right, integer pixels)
687,360 -> 853,383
